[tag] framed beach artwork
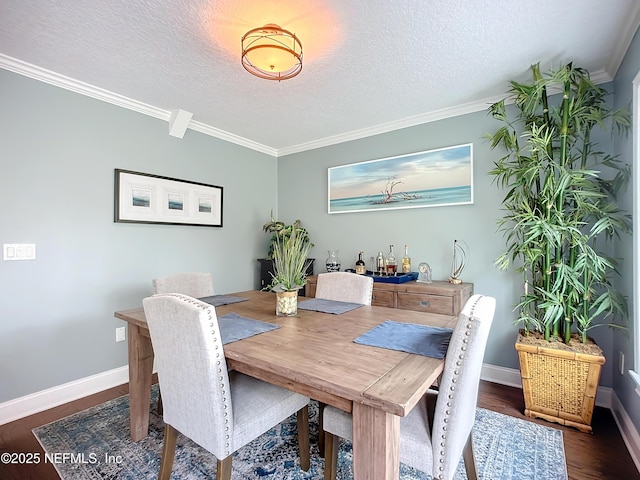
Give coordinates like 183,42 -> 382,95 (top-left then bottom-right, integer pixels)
328,143 -> 473,214
114,169 -> 223,227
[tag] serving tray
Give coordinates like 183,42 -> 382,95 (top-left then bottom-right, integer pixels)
344,270 -> 418,284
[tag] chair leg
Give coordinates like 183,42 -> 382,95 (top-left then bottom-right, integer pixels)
425,392 -> 437,432
297,405 -> 310,471
158,424 -> 177,480
323,431 -> 338,480
216,456 -> 232,480
462,433 -> 478,480
318,402 -> 326,457
157,392 -> 163,416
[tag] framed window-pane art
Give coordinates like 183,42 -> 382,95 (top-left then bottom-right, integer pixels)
114,169 -> 223,227
328,143 -> 473,214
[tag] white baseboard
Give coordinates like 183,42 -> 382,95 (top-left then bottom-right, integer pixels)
611,392 -> 640,473
0,366 -> 129,426
481,363 -> 523,388
0,362 -> 623,425
480,363 -> 612,409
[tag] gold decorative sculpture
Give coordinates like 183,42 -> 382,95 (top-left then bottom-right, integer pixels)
448,239 -> 468,284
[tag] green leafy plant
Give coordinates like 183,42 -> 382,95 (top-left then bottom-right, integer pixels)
487,62 -> 631,344
262,212 -> 311,259
262,213 -> 313,292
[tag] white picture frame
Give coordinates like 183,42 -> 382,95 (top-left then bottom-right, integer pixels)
328,143 -> 473,214
114,169 -> 223,227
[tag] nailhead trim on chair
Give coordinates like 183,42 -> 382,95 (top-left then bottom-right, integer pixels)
157,293 -> 233,456
435,295 -> 484,479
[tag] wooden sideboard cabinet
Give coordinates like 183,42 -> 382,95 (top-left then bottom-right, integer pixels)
305,275 -> 473,316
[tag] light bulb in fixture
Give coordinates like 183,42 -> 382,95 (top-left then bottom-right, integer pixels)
241,24 -> 303,81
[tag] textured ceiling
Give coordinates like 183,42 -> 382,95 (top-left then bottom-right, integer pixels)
1,0 -> 639,156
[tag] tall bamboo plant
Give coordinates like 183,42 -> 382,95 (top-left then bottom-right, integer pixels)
487,63 -> 631,344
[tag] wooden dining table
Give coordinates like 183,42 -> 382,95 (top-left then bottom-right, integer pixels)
114,290 -> 457,480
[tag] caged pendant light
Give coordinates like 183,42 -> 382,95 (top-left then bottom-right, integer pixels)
241,24 -> 303,81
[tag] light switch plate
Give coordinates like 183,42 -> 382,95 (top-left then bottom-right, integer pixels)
3,243 -> 36,260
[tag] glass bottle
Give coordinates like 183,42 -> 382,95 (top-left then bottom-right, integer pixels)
355,251 -> 366,274
325,249 -> 341,272
376,251 -> 385,275
401,244 -> 411,274
385,244 -> 397,275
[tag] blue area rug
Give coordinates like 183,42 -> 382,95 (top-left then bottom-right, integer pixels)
33,385 -> 567,479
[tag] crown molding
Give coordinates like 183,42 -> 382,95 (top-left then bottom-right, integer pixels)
0,54 -> 168,120
606,1 -> 640,79
277,67 -> 619,157
277,94 -> 507,157
0,53 -> 624,159
0,54 -> 277,157
2,49 -> 480,157
189,120 -> 277,156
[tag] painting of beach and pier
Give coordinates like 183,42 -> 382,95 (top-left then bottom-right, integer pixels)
328,144 -> 473,214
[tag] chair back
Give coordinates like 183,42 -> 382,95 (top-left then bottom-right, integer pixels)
152,272 -> 214,298
431,294 -> 495,480
142,293 -> 232,458
315,272 -> 374,305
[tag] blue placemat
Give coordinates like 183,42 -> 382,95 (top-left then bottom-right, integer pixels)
354,320 -> 453,359
219,313 -> 279,344
297,298 -> 364,314
199,295 -> 249,307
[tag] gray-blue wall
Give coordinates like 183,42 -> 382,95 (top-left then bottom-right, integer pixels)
613,24 -> 640,432
277,112 -> 523,374
0,69 -> 277,402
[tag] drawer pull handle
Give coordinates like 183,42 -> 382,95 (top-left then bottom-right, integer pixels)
419,301 -> 431,307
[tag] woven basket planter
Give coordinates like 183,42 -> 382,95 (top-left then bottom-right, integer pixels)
515,331 -> 605,433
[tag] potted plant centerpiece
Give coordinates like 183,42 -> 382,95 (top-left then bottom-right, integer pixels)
262,215 -> 314,316
487,63 -> 631,432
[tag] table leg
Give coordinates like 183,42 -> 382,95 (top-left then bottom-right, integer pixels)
127,324 -> 154,441
352,402 -> 400,480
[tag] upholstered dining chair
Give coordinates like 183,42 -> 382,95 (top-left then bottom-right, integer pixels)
143,293 -> 311,480
152,271 -> 215,298
322,294 -> 496,480
151,271 -> 215,414
313,271 -> 374,455
314,272 -> 374,305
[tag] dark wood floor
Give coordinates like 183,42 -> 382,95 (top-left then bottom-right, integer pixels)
0,381 -> 638,479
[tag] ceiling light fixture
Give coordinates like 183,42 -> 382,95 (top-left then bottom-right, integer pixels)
241,24 -> 302,81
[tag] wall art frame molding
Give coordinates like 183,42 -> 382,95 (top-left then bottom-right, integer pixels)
114,169 -> 223,227
328,143 -> 473,214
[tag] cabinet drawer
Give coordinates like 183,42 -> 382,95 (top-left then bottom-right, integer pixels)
372,290 -> 395,308
396,292 -> 454,315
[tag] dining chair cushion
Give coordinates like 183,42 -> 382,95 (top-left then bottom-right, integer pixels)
398,396 -> 433,472
152,271 -> 214,298
229,370 -> 310,451
314,272 -> 373,305
322,393 -> 432,471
